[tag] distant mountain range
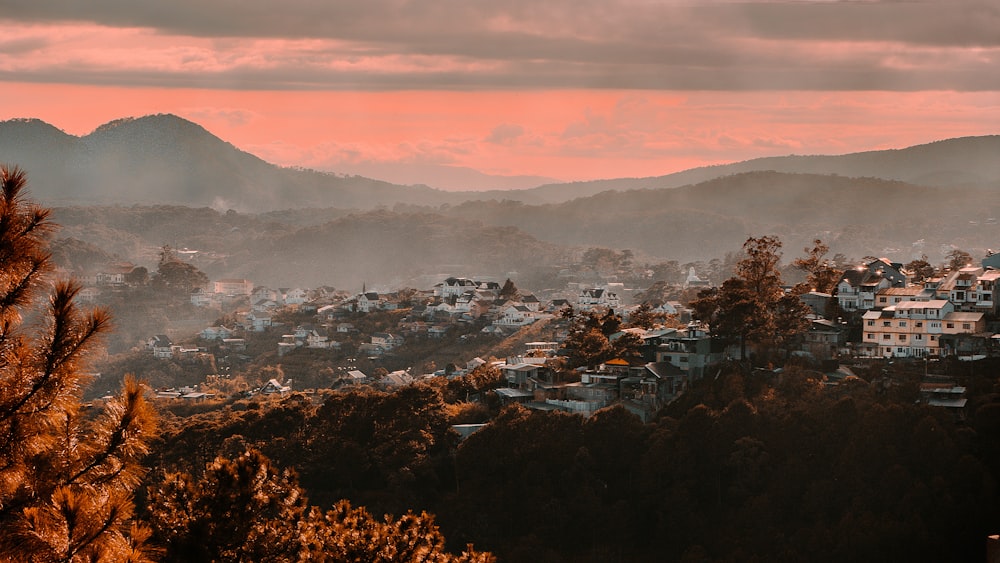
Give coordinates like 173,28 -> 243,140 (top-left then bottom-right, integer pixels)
1,113 -> 998,212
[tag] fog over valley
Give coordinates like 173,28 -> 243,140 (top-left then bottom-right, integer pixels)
8,114 -> 998,289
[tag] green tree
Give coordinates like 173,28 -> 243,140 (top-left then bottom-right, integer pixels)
0,166 -> 157,562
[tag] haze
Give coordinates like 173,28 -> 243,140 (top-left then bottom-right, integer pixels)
1,0 -> 998,190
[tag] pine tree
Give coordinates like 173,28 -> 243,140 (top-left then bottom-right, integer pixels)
0,165 -> 157,561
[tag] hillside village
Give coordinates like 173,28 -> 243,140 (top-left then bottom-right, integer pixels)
65,244 -> 1000,423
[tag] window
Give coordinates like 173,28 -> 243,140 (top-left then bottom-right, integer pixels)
930,335 -> 937,341
680,357 -> 688,363
963,323 -> 972,330
915,334 -> 923,340
899,334 -> 907,341
867,320 -> 875,326
947,323 -> 955,329
931,322 -> 941,328
883,321 -> 891,327
897,347 -> 906,354
883,334 -> 891,340
899,321 -> 907,328
916,322 -> 923,328
879,297 -> 887,303
867,333 -> 875,339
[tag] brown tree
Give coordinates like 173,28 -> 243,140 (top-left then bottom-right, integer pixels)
692,236 -> 809,361
0,166 -> 157,561
792,238 -> 840,293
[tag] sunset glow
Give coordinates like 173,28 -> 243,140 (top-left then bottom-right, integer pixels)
1,1 -> 998,189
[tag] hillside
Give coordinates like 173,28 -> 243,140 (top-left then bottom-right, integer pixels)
2,115 -> 997,211
51,205 -> 570,288
439,171 -> 1000,263
0,115 -> 462,211
50,171 -> 1000,289
523,135 -> 1000,198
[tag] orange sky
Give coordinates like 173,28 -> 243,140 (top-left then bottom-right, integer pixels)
1,2 -> 998,189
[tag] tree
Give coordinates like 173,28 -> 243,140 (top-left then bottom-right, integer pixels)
152,245 -> 208,295
125,265 -> 149,286
905,256 -> 935,284
793,239 -> 839,293
947,248 -> 973,271
561,310 -> 637,368
149,448 -> 494,562
499,278 -> 520,300
148,449 -> 309,562
0,166 -> 157,561
692,236 -> 809,361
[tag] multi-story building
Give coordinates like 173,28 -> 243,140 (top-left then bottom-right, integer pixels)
861,300 -> 985,358
837,270 -> 892,312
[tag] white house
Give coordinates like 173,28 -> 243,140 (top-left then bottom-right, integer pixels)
259,378 -> 291,396
357,292 -> 381,313
245,311 -> 272,332
577,288 -> 622,310
282,287 -> 309,305
371,332 -> 404,350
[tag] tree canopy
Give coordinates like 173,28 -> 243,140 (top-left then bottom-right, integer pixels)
692,235 -> 810,361
0,166 -> 158,561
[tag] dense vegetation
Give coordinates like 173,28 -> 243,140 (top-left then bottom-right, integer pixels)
139,358 -> 1000,563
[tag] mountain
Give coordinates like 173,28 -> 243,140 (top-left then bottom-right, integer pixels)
50,171 -> 1000,290
520,135 -> 1000,199
50,205 -> 569,289
2,114 -> 997,211
437,171 -> 1000,264
328,161 -> 559,192
0,115 -> 465,211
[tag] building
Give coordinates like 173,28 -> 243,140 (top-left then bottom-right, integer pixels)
861,300 -> 986,358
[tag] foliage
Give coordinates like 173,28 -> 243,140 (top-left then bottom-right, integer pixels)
561,310 -> 641,369
148,448 -> 494,563
947,248 -> 974,271
906,256 -> 936,284
0,166 -> 158,562
793,238 -> 840,293
692,235 -> 811,361
152,246 -> 209,295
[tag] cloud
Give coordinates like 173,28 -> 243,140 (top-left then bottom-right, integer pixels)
0,1 -> 998,91
486,123 -> 524,145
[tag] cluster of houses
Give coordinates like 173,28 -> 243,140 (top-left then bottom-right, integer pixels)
489,321 -> 716,421
832,257 -> 999,358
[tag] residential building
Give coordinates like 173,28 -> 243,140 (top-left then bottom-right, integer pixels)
861,300 -> 985,358
654,322 -> 720,379
837,269 -> 892,312
577,287 -> 622,311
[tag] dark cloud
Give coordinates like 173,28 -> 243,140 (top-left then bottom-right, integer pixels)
1,0 -> 997,91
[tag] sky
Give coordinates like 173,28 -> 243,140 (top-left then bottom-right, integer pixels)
0,0 -> 998,190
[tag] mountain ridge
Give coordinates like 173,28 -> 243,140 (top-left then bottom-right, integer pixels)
2,113 -> 997,212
